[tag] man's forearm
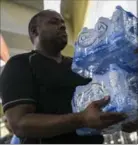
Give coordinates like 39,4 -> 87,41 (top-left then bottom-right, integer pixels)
16,113 -> 84,138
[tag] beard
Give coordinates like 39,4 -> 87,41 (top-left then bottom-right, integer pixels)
39,31 -> 67,55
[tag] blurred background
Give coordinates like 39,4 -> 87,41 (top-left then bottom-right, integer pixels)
0,0 -> 137,144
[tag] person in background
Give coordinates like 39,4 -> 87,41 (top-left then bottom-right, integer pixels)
0,34 -> 10,99
0,10 -> 126,144
0,116 -> 12,144
0,116 -> 20,144
0,35 -> 10,75
0,35 -> 12,144
0,35 -> 10,62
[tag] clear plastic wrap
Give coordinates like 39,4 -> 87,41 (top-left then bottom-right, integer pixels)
72,6 -> 138,135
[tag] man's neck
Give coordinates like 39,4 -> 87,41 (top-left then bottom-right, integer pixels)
35,48 -> 62,63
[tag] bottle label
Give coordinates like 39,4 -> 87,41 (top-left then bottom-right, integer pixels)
78,29 -> 98,48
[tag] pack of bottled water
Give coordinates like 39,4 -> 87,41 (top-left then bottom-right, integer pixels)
72,6 -> 138,135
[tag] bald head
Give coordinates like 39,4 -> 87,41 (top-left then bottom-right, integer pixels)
28,9 -> 67,55
28,10 -> 60,43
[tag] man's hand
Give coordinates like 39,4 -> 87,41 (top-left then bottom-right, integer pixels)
5,96 -> 127,138
122,120 -> 138,133
80,96 -> 127,130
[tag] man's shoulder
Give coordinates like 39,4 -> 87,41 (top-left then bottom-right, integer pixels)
7,52 -> 33,64
3,51 -> 35,72
9,51 -> 33,62
0,52 -> 34,83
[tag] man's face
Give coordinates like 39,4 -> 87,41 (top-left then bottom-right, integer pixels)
38,11 -> 67,54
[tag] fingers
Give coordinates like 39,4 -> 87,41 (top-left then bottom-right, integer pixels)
100,112 -> 127,121
99,112 -> 127,129
93,96 -> 110,108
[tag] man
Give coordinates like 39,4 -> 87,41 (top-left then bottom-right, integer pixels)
0,10 -> 126,144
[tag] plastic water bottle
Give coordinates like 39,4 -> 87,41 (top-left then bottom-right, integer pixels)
72,6 -> 138,134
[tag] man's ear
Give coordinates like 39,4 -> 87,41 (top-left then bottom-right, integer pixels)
30,26 -> 39,38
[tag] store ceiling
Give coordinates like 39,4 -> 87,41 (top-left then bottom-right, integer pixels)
8,0 -> 44,10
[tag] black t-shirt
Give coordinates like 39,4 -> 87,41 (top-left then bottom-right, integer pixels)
0,51 -> 104,144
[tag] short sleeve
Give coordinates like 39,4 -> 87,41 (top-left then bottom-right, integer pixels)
0,55 -> 37,112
